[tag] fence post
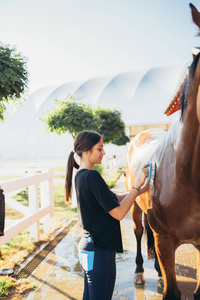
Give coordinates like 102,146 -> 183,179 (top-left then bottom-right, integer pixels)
40,169 -> 55,235
28,171 -> 40,242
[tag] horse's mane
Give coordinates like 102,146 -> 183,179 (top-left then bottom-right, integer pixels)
180,52 -> 200,121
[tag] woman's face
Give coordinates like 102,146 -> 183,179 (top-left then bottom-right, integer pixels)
88,138 -> 105,165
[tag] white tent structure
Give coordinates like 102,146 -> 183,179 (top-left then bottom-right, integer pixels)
0,62 -> 188,165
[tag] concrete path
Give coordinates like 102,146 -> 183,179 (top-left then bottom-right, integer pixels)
25,175 -> 198,300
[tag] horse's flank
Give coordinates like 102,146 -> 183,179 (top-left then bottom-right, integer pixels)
126,121 -> 182,214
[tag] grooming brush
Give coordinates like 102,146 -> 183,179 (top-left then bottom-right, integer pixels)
145,162 -> 155,185
147,162 -> 152,184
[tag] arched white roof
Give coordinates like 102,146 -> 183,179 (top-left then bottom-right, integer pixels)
31,62 -> 187,127
0,63 -> 188,159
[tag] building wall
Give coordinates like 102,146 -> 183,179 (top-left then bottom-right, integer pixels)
129,123 -> 170,139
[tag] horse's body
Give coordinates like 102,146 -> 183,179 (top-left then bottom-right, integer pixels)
126,123 -> 181,214
126,52 -> 200,299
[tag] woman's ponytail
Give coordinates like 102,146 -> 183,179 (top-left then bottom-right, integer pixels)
65,151 -> 79,202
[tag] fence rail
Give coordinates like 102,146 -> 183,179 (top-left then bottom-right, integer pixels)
0,168 -> 55,246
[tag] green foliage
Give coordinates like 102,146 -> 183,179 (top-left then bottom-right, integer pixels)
41,94 -> 129,145
94,107 -> 129,145
2,230 -> 34,255
112,130 -> 130,146
118,168 -> 126,175
41,95 -> 99,139
93,164 -> 104,175
0,277 -> 13,297
103,171 -> 121,188
51,184 -> 77,226
0,42 -> 28,121
13,188 -> 28,206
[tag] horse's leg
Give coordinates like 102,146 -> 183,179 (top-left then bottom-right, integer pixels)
154,251 -> 162,277
194,246 -> 200,299
131,202 -> 145,284
154,232 -> 181,300
154,251 -> 164,289
145,216 -> 162,282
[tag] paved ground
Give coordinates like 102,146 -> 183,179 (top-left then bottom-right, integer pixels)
25,175 -> 199,300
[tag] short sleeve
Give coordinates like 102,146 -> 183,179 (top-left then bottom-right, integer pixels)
87,170 -> 119,213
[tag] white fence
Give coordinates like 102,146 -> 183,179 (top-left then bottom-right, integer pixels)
0,169 -> 55,246
103,155 -> 119,176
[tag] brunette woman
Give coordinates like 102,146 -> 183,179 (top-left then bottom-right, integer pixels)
65,130 -> 149,300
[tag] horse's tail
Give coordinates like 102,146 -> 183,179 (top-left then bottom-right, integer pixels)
144,213 -> 155,259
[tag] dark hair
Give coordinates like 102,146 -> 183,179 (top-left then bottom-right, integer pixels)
180,52 -> 200,121
65,130 -> 102,202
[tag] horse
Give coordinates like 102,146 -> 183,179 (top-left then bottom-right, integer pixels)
126,4 -> 200,299
126,127 -> 167,284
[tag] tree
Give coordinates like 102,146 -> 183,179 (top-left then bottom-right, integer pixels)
112,131 -> 130,146
94,107 -> 129,145
41,95 -> 129,145
41,95 -> 99,139
0,42 -> 28,121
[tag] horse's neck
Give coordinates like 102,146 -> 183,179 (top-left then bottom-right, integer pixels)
176,88 -> 200,187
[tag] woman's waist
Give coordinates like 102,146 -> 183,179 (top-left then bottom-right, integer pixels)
78,236 -> 95,251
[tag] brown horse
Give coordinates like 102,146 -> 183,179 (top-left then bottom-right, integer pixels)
126,128 -> 167,284
126,4 -> 200,299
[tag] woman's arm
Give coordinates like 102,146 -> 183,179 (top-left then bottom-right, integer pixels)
109,164 -> 149,220
115,193 -> 128,203
115,182 -> 149,203
109,188 -> 140,220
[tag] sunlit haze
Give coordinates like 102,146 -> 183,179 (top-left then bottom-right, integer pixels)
1,0 -> 200,94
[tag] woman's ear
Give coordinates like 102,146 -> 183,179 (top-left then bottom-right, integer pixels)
82,150 -> 89,160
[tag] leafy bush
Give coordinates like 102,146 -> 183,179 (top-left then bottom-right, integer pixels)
103,171 -> 121,188
118,168 -> 126,176
94,164 -> 104,175
0,277 -> 13,298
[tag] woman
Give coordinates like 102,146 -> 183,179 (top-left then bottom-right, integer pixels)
65,130 -> 149,300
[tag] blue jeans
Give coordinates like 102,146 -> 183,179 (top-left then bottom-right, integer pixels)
78,237 -> 116,300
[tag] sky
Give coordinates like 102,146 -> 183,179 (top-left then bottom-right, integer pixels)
1,0 -> 200,94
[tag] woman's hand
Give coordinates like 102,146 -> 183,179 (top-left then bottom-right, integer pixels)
139,181 -> 149,194
135,163 -> 149,189
109,163 -> 150,221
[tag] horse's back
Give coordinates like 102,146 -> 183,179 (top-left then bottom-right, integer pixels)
126,128 -> 167,213
126,128 -> 167,190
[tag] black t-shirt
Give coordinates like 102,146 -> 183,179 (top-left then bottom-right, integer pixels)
75,169 -> 123,253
